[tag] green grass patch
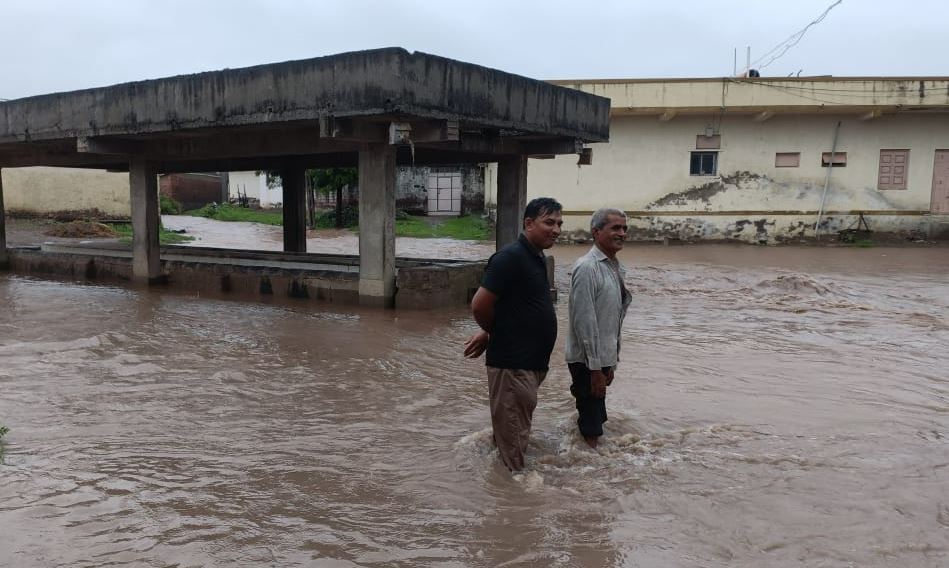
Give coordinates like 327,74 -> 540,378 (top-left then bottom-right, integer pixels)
395,215 -> 491,240
108,223 -> 195,245
185,203 -> 283,226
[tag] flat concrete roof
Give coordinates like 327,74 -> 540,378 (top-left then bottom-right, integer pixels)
0,48 -> 610,172
549,76 -> 949,117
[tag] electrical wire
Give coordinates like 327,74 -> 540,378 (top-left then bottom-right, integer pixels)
729,79 -> 886,105
714,78 -> 728,133
735,80 -> 939,96
751,0 -> 844,72
731,79 -> 939,100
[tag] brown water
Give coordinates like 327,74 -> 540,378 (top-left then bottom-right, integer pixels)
1,244 -> 948,567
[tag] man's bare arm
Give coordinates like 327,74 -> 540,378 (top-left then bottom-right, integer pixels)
464,287 -> 498,358
470,286 -> 498,333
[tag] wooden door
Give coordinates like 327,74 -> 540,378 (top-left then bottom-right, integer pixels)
932,150 -> 949,214
878,149 -> 909,190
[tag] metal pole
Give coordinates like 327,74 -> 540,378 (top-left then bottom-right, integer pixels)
0,167 -> 7,269
220,171 -> 229,204
815,121 -> 842,239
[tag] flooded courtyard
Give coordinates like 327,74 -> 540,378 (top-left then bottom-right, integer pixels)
1,239 -> 948,567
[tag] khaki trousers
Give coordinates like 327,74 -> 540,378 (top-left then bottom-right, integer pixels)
486,367 -> 547,471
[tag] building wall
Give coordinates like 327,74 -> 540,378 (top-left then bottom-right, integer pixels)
2,166 -> 130,217
159,173 -> 223,210
228,171 -> 281,208
524,113 -> 949,242
396,164 -> 485,214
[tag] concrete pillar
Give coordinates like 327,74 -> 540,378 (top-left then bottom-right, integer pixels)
358,143 -> 397,307
496,155 -> 528,250
129,157 -> 162,283
0,168 -> 7,269
280,166 -> 307,253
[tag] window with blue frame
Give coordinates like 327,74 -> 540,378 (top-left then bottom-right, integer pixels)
690,152 -> 717,175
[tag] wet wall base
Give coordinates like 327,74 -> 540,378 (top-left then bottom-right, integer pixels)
5,245 -> 484,310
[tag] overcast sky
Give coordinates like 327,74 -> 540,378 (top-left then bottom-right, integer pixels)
2,0 -> 945,100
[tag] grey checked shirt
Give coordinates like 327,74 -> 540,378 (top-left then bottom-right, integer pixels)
565,245 -> 632,369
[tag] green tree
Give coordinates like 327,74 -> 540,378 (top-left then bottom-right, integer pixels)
256,168 -> 358,228
307,168 -> 358,229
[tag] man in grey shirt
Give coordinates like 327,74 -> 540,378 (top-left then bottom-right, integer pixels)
565,208 -> 632,448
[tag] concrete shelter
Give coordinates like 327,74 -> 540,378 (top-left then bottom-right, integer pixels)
0,48 -> 609,306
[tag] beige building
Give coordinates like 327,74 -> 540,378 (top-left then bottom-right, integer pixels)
495,76 -> 949,242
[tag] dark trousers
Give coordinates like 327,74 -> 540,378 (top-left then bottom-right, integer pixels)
568,362 -> 611,438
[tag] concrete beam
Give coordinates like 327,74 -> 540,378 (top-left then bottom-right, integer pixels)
102,129 -> 342,161
522,138 -> 583,156
156,152 -> 359,175
128,157 -> 163,283
280,166 -> 307,253
155,145 -> 497,174
325,118 -> 461,146
0,168 -> 7,269
412,136 -> 580,158
0,153 -> 125,169
358,143 -> 397,307
419,136 -> 514,156
753,111 -> 775,122
0,139 -> 123,168
77,136 -> 145,155
496,155 -> 528,249
400,120 -> 461,143
322,117 -> 388,143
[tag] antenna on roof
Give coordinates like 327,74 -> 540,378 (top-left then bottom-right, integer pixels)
733,46 -> 759,77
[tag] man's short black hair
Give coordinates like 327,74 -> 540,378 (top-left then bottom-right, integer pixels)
523,197 -> 563,222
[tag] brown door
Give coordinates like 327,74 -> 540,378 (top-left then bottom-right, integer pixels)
878,149 -> 909,190
933,150 -> 949,214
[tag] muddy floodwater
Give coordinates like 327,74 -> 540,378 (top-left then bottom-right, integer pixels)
1,243 -> 948,567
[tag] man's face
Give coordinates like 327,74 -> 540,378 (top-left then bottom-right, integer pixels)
593,213 -> 628,257
524,210 -> 563,250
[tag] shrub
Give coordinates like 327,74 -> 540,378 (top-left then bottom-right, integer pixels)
314,206 -> 359,228
160,195 -> 183,215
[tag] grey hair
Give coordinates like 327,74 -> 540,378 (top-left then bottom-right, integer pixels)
590,207 -> 627,232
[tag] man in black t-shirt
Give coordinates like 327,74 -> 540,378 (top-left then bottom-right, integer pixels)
463,197 -> 563,471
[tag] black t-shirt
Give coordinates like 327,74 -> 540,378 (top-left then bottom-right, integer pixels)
481,234 -> 557,371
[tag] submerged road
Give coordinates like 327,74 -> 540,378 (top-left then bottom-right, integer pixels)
1,236 -> 948,566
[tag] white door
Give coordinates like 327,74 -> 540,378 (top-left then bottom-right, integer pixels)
426,170 -> 462,215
